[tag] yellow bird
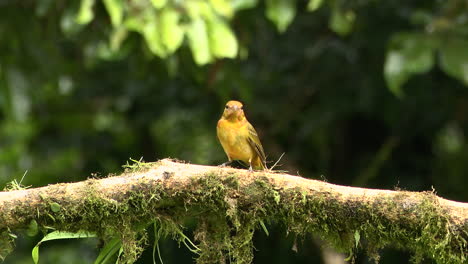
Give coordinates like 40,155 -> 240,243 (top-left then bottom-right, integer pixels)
217,100 -> 266,170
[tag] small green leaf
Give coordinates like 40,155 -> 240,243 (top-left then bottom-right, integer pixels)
61,7 -> 85,36
210,0 -> 234,18
26,220 -> 39,237
124,11 -> 167,58
160,7 -> 185,53
36,0 -> 54,17
186,1 -> 202,17
344,249 -> 354,262
76,0 -> 95,25
32,245 -> 39,264
439,38 -> 468,86
50,202 -> 61,212
436,122 -> 464,154
329,6 -> 355,36
110,26 -> 129,52
47,213 -> 55,222
232,0 -> 258,10
259,220 -> 269,236
94,238 -> 122,264
307,0 -> 324,11
151,0 -> 168,9
384,33 -> 435,96
384,51 -> 409,97
103,0 -> 124,27
187,18 -> 212,65
142,15 -> 167,57
354,230 -> 360,247
123,16 -> 143,32
207,19 -> 238,58
266,0 -> 296,33
32,231 -> 97,264
117,246 -> 124,259
272,190 -> 281,204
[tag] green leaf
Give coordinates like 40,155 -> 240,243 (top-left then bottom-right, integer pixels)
50,202 -> 61,212
384,33 -> 435,96
188,1 -> 214,20
110,26 -> 129,52
329,6 -> 355,36
354,230 -> 360,247
232,0 -> 258,10
160,7 -> 185,53
436,122 -> 464,154
187,18 -> 212,65
103,0 -> 124,27
344,249 -> 354,262
117,246 -> 124,260
32,231 -> 97,264
272,190 -> 280,204
384,51 -> 409,97
307,0 -> 324,11
124,10 -> 169,58
76,0 -> 95,25
26,220 -> 38,237
210,0 -> 234,18
123,16 -> 142,32
32,245 -> 39,264
36,0 -> 54,17
151,0 -> 168,9
142,14 -> 167,57
94,238 -> 122,264
207,18 -> 238,59
62,7 -> 85,36
439,38 -> 468,86
259,220 -> 269,236
266,0 -> 296,33
152,222 -> 165,264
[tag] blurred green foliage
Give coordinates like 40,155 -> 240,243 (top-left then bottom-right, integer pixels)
1,0 -> 468,263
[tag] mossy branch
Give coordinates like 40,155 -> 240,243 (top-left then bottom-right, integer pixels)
0,159 -> 467,263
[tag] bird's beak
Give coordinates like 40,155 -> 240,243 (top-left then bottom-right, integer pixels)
232,105 -> 239,111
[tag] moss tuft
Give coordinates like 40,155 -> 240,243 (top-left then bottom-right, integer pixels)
0,230 -> 15,261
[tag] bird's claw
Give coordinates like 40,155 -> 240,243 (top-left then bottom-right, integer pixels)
218,161 -> 233,168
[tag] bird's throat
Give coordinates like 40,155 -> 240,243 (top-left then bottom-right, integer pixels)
223,113 -> 244,122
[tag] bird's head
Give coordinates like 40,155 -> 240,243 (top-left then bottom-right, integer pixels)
222,100 -> 245,121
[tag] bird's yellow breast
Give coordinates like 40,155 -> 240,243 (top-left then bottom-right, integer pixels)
217,119 -> 254,162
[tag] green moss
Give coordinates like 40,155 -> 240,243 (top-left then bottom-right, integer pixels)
239,177 -> 467,264
0,230 -> 15,261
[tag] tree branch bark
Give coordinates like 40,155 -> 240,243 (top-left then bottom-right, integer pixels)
0,159 -> 467,263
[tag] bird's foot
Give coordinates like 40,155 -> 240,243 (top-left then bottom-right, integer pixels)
218,161 -> 233,167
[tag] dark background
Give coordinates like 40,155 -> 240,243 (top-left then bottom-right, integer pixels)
1,1 -> 467,263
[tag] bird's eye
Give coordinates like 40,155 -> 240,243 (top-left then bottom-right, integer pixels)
225,105 -> 229,109
240,106 -> 243,110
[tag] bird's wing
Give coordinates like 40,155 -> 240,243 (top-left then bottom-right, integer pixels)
246,122 -> 266,167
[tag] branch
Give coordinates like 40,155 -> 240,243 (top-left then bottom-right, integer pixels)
0,159 -> 467,263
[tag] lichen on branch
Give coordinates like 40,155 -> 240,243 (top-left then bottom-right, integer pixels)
0,159 -> 467,263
